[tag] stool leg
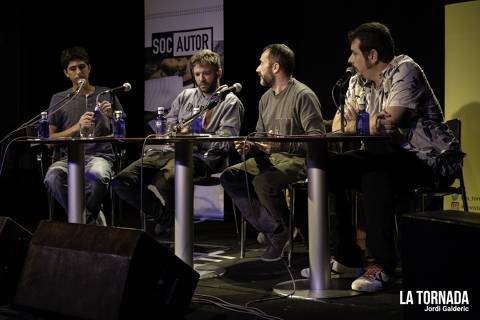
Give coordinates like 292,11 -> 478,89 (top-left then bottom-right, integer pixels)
240,216 -> 246,259
288,185 -> 295,268
231,203 -> 240,243
48,194 -> 55,220
110,182 -> 115,226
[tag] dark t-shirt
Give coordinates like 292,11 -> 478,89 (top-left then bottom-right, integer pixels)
48,86 -> 124,162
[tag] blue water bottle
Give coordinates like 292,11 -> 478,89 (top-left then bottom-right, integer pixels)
38,111 -> 49,139
356,100 -> 369,136
155,107 -> 167,137
113,110 -> 125,138
191,106 -> 203,134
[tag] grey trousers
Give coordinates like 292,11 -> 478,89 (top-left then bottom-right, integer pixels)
220,153 -> 306,233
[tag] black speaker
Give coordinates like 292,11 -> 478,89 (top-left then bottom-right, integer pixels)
14,220 -> 199,320
0,216 -> 32,304
400,211 -> 479,319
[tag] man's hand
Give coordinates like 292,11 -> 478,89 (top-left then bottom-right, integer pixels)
333,101 -> 358,134
255,130 -> 281,154
371,111 -> 396,135
343,103 -> 359,134
97,100 -> 113,119
78,111 -> 94,129
235,140 -> 252,156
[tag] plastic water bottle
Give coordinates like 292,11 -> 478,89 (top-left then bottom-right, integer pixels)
191,106 -> 203,134
37,111 -> 49,139
356,99 -> 369,136
112,110 -> 125,138
155,107 -> 167,137
94,105 -> 101,122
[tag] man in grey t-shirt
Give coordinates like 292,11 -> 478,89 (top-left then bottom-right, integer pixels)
112,49 -> 243,233
220,44 -> 325,262
44,46 -> 125,225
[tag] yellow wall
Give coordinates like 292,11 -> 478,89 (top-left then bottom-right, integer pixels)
445,0 -> 480,212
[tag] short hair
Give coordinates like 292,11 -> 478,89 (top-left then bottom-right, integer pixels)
60,46 -> 90,70
189,49 -> 221,72
263,44 -> 295,76
348,22 -> 395,63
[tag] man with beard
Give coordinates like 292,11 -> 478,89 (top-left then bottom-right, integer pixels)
112,49 -> 243,233
301,22 -> 462,292
220,44 -> 325,262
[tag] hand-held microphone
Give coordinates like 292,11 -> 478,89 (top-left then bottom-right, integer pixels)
335,67 -> 356,87
103,82 -> 132,95
215,83 -> 242,96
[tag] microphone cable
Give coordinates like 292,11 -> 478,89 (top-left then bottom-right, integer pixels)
0,86 -> 84,166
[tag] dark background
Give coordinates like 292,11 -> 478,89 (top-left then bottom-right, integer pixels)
1,0 -> 448,229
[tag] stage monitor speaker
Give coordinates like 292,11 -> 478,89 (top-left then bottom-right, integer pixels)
400,210 -> 479,319
14,220 -> 199,320
0,216 -> 32,304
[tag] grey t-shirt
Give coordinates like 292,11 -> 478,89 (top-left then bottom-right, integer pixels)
147,87 -> 244,171
256,78 -> 325,155
167,87 -> 244,154
48,86 -> 124,162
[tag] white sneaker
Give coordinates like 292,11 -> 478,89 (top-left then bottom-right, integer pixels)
257,232 -> 269,245
300,259 -> 364,279
96,210 -> 107,226
147,184 -> 166,206
351,264 -> 393,293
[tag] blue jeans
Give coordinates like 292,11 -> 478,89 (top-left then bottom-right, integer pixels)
44,155 -> 113,223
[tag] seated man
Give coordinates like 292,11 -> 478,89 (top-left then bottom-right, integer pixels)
220,44 -> 325,262
44,46 -> 125,225
112,49 -> 243,232
317,22 -> 463,293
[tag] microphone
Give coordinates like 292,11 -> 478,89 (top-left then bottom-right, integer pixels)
95,83 -> 131,106
200,83 -> 243,111
215,83 -> 242,97
75,79 -> 86,94
102,82 -> 132,95
335,67 -> 356,87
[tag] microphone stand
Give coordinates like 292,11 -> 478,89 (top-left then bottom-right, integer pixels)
339,86 -> 346,133
0,90 -> 78,146
171,94 -> 223,134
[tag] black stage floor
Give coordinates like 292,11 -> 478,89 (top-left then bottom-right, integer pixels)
3,213 -> 477,320
177,220 -> 403,320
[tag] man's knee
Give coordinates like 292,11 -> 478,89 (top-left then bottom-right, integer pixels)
44,168 -> 65,190
219,168 -> 233,187
252,174 -> 279,195
111,174 -> 133,195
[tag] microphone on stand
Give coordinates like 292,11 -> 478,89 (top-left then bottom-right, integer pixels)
333,68 -> 356,134
77,78 -> 86,90
204,83 -> 243,110
68,79 -> 86,97
214,83 -> 242,97
335,67 -> 356,87
173,83 -> 243,132
0,79 -> 88,146
100,83 -> 132,95
96,83 -> 132,105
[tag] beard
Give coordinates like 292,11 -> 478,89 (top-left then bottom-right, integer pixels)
198,80 -> 217,95
259,71 -> 273,87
